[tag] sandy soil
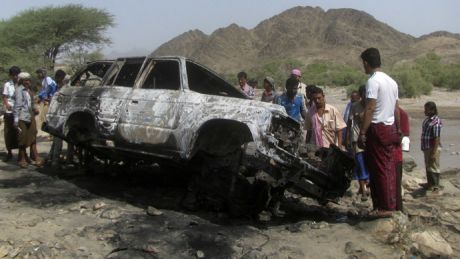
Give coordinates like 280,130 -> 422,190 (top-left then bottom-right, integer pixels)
0,88 -> 458,258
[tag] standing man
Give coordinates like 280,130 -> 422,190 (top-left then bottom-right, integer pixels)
343,90 -> 361,149
358,48 -> 400,218
36,68 -> 57,134
13,72 -> 42,168
2,66 -> 21,161
290,69 -> 307,103
420,101 -> 442,194
47,69 -> 67,168
237,71 -> 255,99
306,87 -> 346,149
344,91 -> 361,126
273,77 -> 307,122
346,85 -> 370,200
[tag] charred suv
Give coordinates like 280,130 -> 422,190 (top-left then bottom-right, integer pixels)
44,56 -> 353,215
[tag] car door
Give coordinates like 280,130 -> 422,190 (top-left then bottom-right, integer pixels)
118,58 -> 184,151
94,58 -> 144,138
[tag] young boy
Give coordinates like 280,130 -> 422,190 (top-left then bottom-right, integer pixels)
420,101 -> 443,193
346,85 -> 369,200
260,77 -> 276,102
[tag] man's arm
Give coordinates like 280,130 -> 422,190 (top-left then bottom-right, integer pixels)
47,80 -> 57,100
38,88 -> 46,103
358,98 -> 376,148
301,110 -> 307,120
2,84 -> 10,110
2,95 -> 10,111
431,122 -> 441,160
345,117 -> 352,148
431,137 -> 440,159
13,90 -> 23,126
335,108 -> 347,148
337,129 -> 343,149
305,114 -> 312,143
300,97 -> 307,120
394,100 -> 401,135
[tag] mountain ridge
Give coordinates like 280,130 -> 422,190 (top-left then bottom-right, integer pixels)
152,6 -> 460,73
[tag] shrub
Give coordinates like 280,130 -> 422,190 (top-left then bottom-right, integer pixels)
390,65 -> 432,97
415,53 -> 443,86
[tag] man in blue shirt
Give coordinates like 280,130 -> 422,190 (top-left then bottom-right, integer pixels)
274,77 -> 307,122
36,68 -> 57,137
36,68 -> 57,103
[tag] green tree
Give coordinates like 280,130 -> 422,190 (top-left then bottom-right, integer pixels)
0,4 -> 113,70
65,47 -> 105,74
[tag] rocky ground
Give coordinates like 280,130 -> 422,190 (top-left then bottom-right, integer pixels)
0,144 -> 458,258
0,88 -> 459,258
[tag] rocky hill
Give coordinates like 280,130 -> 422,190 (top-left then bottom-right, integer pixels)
152,6 -> 460,74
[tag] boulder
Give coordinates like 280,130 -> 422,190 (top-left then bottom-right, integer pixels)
357,212 -> 408,243
100,208 -> 122,219
402,153 -> 417,172
402,173 -> 424,191
147,206 -> 163,216
440,196 -> 460,211
411,231 -> 453,257
358,218 -> 395,242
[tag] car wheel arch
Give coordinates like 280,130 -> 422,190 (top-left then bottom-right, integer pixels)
64,111 -> 97,144
190,119 -> 254,157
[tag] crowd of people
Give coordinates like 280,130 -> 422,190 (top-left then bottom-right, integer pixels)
236,47 -> 444,218
2,47 -> 444,218
2,67 -> 69,168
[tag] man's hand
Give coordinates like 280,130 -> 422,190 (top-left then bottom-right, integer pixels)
13,122 -> 20,134
358,133 -> 366,149
6,104 -> 12,111
430,151 -> 437,162
397,129 -> 403,142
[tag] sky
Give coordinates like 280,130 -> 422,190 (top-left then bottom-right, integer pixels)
1,0 -> 459,58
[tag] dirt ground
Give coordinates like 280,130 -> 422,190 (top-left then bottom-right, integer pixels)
0,88 -> 459,258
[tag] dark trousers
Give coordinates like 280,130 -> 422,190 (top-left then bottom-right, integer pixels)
365,123 -> 398,211
396,161 -> 403,211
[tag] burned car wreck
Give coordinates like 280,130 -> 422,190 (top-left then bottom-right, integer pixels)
44,56 -> 354,216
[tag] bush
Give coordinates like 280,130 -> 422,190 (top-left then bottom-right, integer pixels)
415,53 -> 443,86
441,63 -> 460,90
390,65 -> 432,98
303,62 -> 366,87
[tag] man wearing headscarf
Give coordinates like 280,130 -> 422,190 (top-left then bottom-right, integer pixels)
13,72 -> 42,168
290,69 -> 307,104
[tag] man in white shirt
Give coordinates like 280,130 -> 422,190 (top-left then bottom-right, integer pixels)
2,66 -> 21,161
358,48 -> 401,218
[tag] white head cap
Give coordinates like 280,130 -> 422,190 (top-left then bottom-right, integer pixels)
18,72 -> 31,80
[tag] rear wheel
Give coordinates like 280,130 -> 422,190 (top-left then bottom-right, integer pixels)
184,146 -> 274,217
